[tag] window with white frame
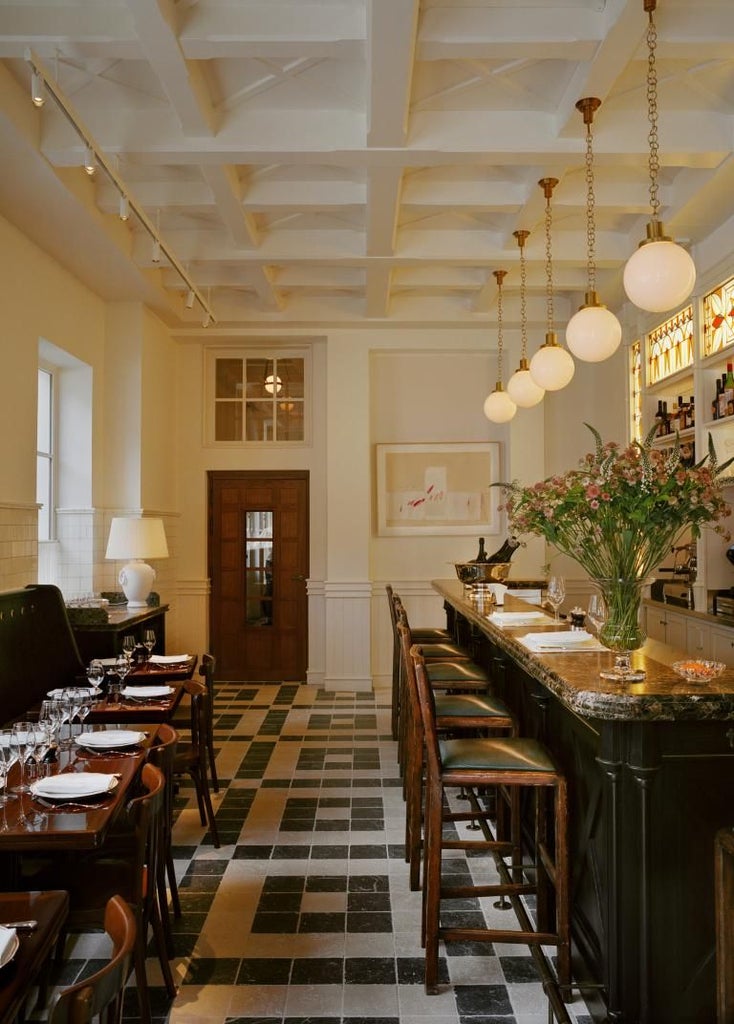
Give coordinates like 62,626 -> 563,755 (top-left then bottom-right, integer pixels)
208,352 -> 307,444
36,367 -> 54,540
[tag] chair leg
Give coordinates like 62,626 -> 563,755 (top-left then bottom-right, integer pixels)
207,732 -> 219,793
166,848 -> 182,918
132,920 -> 152,1024
422,776 -> 444,994
157,861 -> 175,959
150,903 -> 178,999
193,768 -> 221,848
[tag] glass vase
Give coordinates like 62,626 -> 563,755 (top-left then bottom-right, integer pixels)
596,577 -> 647,682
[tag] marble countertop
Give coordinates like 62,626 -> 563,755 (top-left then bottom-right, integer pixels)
433,579 -> 734,723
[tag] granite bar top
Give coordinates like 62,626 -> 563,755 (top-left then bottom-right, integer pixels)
433,579 -> 734,723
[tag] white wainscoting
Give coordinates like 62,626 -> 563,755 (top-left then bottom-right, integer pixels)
371,580 -> 450,690
324,580 -> 373,691
174,578 -> 210,659
306,579 -> 325,688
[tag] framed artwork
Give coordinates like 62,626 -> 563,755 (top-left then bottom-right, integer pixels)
375,442 -> 501,537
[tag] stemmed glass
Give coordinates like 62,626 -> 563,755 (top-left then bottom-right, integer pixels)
587,593 -> 607,637
115,654 -> 132,695
0,739 -> 18,805
143,629 -> 156,661
75,689 -> 93,731
547,575 -> 566,623
63,688 -> 83,745
122,635 -> 136,662
10,721 -> 36,793
86,659 -> 105,691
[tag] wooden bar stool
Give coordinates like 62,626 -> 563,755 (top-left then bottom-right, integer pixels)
387,585 -> 456,740
411,647 -> 571,999
398,622 -> 517,891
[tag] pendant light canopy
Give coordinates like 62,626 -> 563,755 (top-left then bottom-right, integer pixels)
530,178 -> 575,391
507,230 -> 546,408
622,0 -> 695,313
566,97 -> 622,362
483,270 -> 517,423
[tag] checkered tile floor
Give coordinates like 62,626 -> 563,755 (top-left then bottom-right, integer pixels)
52,683 -> 595,1024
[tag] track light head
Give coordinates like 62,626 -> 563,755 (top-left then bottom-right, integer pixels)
185,289 -> 195,309
83,146 -> 96,176
151,238 -> 161,263
31,71 -> 44,107
119,194 -> 130,222
202,311 -> 212,328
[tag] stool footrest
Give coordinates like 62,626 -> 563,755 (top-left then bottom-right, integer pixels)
441,883 -> 535,899
440,927 -> 561,947
442,839 -> 513,855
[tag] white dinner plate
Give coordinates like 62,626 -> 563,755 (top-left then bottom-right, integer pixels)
76,729 -> 146,749
30,773 -> 119,800
120,686 -> 173,699
0,928 -> 19,969
148,654 -> 189,665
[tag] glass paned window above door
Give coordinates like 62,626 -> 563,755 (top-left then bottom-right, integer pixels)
210,353 -> 306,444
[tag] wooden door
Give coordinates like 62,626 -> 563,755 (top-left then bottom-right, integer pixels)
208,471 -> 309,681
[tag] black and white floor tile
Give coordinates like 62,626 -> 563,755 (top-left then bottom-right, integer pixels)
57,683 -> 595,1024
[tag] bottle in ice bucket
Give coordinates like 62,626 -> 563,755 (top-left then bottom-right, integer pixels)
471,538 -> 488,562
485,536 -> 521,564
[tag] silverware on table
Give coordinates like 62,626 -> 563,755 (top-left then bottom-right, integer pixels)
1,921 -> 37,931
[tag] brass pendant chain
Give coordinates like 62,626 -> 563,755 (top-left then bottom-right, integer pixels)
646,4 -> 661,222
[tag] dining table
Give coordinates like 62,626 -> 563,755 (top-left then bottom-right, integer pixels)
0,723 -> 162,852
86,685 -> 185,725
0,889 -> 69,1024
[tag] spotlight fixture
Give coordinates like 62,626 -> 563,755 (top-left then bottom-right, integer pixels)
31,71 -> 44,107
622,0 -> 695,313
185,289 -> 195,309
202,312 -> 212,328
529,178 -> 575,392
566,98 -> 622,362
119,194 -> 130,222
83,145 -> 96,176
506,230 -> 545,408
483,270 -> 517,424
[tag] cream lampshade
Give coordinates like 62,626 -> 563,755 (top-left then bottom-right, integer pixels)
105,517 -> 169,607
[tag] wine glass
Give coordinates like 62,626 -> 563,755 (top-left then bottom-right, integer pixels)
546,575 -> 566,623
0,738 -> 17,805
76,689 -> 93,730
122,635 -> 136,662
143,629 -> 156,660
587,593 -> 607,636
10,721 -> 36,793
115,654 -> 132,693
86,659 -> 105,691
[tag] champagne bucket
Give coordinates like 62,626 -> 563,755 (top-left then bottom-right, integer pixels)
454,562 -> 512,585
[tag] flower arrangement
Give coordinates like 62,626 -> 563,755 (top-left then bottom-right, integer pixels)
496,425 -> 733,680
498,424 -> 732,581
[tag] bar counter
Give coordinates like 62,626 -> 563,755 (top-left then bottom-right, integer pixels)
433,579 -> 734,1024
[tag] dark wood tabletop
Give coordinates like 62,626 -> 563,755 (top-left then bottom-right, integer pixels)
0,890 -> 69,1024
87,686 -> 184,724
0,726 -> 160,851
130,654 -> 197,681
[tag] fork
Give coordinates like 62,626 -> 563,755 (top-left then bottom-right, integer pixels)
32,796 -> 113,811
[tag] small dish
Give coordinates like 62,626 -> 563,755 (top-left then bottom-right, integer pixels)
120,686 -> 173,699
30,773 -> 119,800
77,730 -> 146,749
671,659 -> 726,683
0,927 -> 19,969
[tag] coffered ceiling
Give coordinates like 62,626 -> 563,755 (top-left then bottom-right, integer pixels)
0,0 -> 732,333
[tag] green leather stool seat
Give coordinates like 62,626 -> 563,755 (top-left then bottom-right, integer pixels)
425,660 -> 490,688
410,627 -> 452,643
435,693 -> 513,720
419,642 -> 472,661
438,736 -> 557,773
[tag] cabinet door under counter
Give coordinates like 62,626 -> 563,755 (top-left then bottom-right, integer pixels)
644,600 -> 734,665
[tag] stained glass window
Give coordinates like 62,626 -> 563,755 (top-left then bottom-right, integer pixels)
629,339 -> 642,443
646,306 -> 694,385
702,274 -> 734,357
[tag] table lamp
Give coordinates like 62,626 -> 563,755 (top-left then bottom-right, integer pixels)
105,517 -> 169,607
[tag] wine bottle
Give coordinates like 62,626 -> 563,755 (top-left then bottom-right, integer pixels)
485,535 -> 521,564
655,399 -> 665,436
471,537 -> 488,563
676,395 -> 685,431
688,395 -> 695,428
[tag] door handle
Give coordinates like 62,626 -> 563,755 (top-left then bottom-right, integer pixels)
292,574 -> 307,582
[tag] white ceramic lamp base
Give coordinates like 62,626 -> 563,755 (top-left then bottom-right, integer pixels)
119,560 -> 156,607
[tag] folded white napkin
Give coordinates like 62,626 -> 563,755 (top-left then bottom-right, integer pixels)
149,654 -> 189,665
121,686 -> 172,698
0,926 -> 18,968
523,630 -> 594,646
31,772 -> 119,799
77,730 -> 145,748
488,611 -> 551,625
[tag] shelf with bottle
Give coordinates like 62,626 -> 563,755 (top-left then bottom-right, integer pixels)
647,390 -> 696,443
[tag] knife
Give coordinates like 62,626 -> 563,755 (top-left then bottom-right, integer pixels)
1,921 -> 37,931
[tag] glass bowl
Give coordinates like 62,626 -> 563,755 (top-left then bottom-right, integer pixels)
671,659 -> 726,683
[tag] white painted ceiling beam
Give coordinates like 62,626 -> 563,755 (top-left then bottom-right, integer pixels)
367,0 -> 418,147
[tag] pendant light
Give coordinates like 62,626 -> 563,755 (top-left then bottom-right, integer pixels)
529,178 -> 575,391
566,98 -> 622,362
483,270 -> 517,423
622,0 -> 695,313
507,230 -> 545,407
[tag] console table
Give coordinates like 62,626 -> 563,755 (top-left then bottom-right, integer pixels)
434,579 -> 734,1024
70,604 -> 168,663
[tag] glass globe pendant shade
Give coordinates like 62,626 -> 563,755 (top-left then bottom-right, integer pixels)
507,358 -> 545,407
530,333 -> 575,391
623,224 -> 696,313
566,291 -> 622,362
483,383 -> 517,423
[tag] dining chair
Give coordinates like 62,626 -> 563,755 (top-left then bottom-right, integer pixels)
146,722 -> 180,943
30,763 -> 176,1024
173,678 -> 220,848
48,894 -> 135,1024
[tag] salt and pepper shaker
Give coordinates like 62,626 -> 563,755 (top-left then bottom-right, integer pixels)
569,606 -> 586,630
